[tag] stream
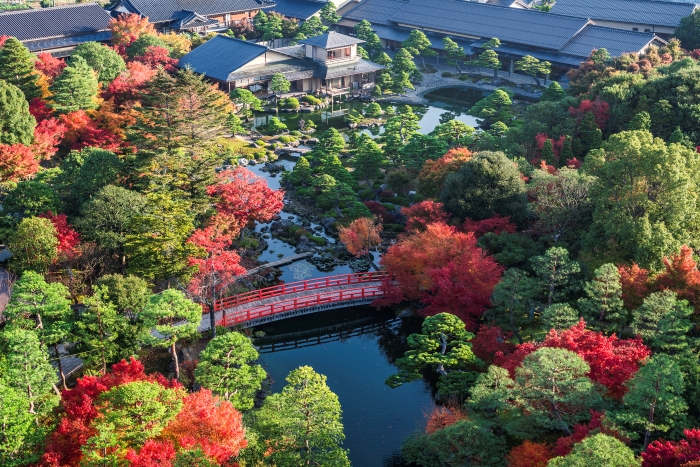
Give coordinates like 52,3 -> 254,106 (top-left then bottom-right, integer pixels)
247,92 -> 482,466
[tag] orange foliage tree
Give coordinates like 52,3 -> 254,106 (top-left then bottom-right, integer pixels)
0,143 -> 39,182
401,200 -> 450,233
618,263 -> 650,310
109,13 -> 155,49
653,245 -> 700,311
338,216 -> 382,259
418,148 -> 473,198
506,441 -> 553,467
377,222 -> 503,330
425,406 -> 468,434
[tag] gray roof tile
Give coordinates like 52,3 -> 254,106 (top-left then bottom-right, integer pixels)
389,0 -> 591,50
0,3 -> 111,42
559,24 -> 658,56
178,35 -> 268,81
270,0 -> 324,19
317,57 -> 385,78
24,30 -> 112,52
300,31 -> 365,48
117,0 -> 272,23
551,0 -> 696,28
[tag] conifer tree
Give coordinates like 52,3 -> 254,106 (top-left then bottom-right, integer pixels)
194,332 -> 266,410
0,37 -> 40,101
542,81 -> 566,101
541,138 -> 555,165
8,217 -> 58,275
403,29 -> 436,70
541,303 -> 580,331
320,1 -> 340,24
0,80 -> 35,145
71,41 -> 126,84
49,55 -> 99,113
142,289 -> 201,380
577,263 -> 625,334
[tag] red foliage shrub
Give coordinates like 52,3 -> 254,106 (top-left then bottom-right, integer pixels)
41,358 -> 180,467
35,53 -> 66,81
125,440 -> 177,467
471,324 -> 516,364
462,214 -> 516,238
569,97 -> 610,130
377,222 -> 503,330
553,411 -> 628,457
618,263 -> 651,310
401,200 -> 450,232
566,158 -> 582,169
506,441 -> 553,467
104,61 -> 157,106
59,110 -> 122,152
33,117 -> 67,160
653,245 -> 700,311
642,429 -> 700,467
134,46 -> 177,72
0,35 -> 7,48
160,389 -> 248,464
0,143 -> 39,183
363,201 -> 394,223
425,406 -> 468,435
494,320 -> 650,399
29,98 -> 54,122
39,212 -> 81,256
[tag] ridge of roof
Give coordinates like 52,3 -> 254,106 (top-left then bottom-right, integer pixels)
0,2 -> 102,15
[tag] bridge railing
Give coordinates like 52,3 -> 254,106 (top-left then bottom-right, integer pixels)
216,286 -> 384,327
213,271 -> 389,312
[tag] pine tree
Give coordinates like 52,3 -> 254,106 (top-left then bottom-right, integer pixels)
71,41 -> 126,84
352,133 -> 384,186
541,138 -> 555,165
530,247 -> 582,307
141,289 -> 201,380
542,82 -> 566,101
541,303 -> 580,331
403,29 -> 436,70
194,332 -> 266,410
0,79 -> 35,145
577,263 -> 625,334
320,1 -> 340,24
253,366 -> 350,467
0,328 -> 59,419
49,55 -> 99,113
0,37 -> 40,101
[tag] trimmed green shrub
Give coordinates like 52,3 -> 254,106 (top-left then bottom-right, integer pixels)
442,71 -> 453,77
301,95 -> 322,105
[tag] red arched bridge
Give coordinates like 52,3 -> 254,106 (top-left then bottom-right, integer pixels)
197,271 -> 389,330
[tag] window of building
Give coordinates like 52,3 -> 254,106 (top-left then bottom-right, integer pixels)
644,28 -> 651,32
327,47 -> 352,60
632,27 -> 638,31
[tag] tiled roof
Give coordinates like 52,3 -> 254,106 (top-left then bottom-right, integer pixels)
178,11 -> 219,29
342,0 -> 399,25
178,35 -> 268,81
300,31 -> 365,48
551,0 -> 697,28
227,59 -> 316,80
270,0 -> 324,19
0,3 -> 111,42
389,0 -> 591,50
116,0 -> 273,23
24,30 -> 112,52
371,23 -> 473,51
559,24 -> 659,57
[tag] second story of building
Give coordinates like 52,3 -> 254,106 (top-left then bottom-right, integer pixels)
299,31 -> 365,64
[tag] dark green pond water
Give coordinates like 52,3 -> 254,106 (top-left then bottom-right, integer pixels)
254,307 -> 436,467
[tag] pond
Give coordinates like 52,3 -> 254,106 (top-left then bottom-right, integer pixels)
253,86 -> 488,134
254,306 -> 437,467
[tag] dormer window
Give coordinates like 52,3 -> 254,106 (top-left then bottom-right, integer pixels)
327,47 -> 352,60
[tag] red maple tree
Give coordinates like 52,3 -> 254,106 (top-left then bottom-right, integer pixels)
108,13 -> 155,48
0,143 -> 39,182
125,440 -> 177,467
134,46 -> 177,72
59,110 -> 122,152
401,200 -> 450,233
618,263 -> 651,310
653,245 -> 700,311
425,406 -> 468,434
417,147 -> 473,197
494,320 -> 650,399
642,429 -> 700,467
41,358 -> 180,467
377,222 -> 503,330
104,61 -> 157,107
39,212 -> 81,257
160,389 -> 248,463
33,117 -> 67,160
553,410 -> 628,457
207,167 -> 284,240
35,52 -> 66,81
461,214 -> 516,238
506,441 -> 553,467
569,97 -> 610,130
471,324 -> 516,364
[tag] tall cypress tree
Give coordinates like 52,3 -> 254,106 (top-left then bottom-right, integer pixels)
0,37 -> 40,101
48,55 -> 99,113
0,80 -> 36,145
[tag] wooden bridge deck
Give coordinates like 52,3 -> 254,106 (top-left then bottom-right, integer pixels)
198,280 -> 384,331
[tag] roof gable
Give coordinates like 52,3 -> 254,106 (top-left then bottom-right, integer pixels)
0,3 -> 111,42
117,0 -> 272,23
551,0 -> 697,28
299,31 -> 365,48
178,34 -> 268,81
559,24 -> 660,57
270,0 -> 324,19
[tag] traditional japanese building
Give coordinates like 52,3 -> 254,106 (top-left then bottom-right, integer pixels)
337,0 -> 667,79
0,3 -> 112,57
178,31 -> 384,95
110,0 -> 276,34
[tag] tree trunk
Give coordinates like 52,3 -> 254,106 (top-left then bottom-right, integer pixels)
55,343 -> 67,390
534,76 -> 541,87
172,340 -> 180,380
494,68 -> 498,78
